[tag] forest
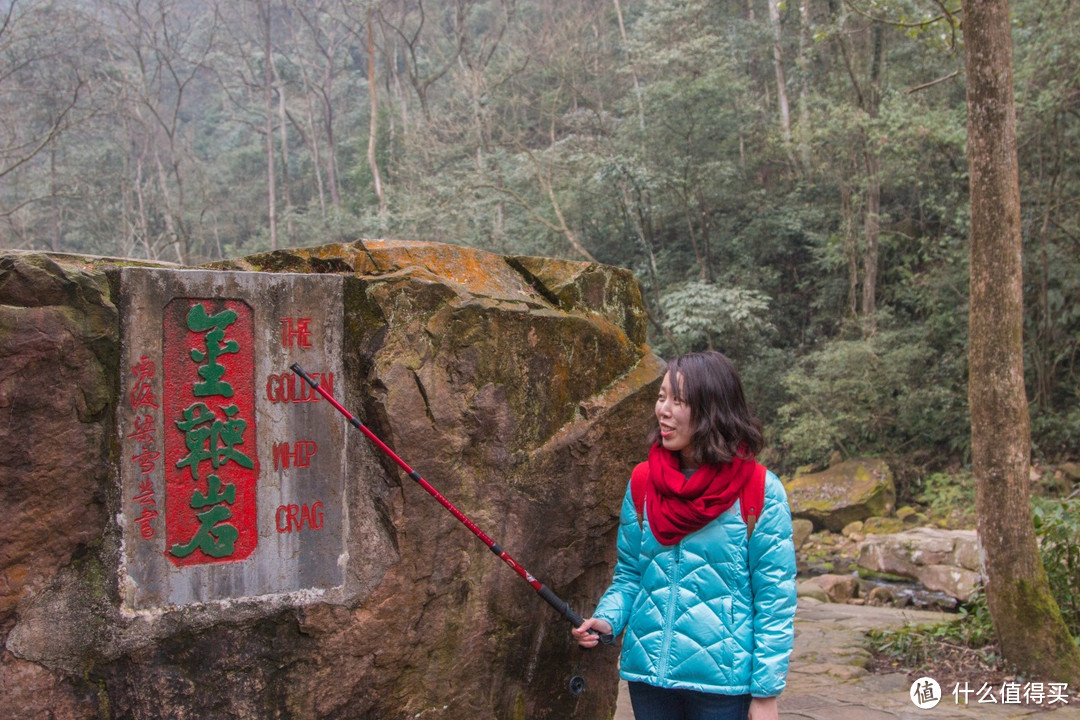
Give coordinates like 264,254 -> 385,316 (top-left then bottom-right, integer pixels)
2,0 -> 1078,477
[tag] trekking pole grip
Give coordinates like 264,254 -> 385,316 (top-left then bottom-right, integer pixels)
538,585 -> 615,645
290,362 -> 317,386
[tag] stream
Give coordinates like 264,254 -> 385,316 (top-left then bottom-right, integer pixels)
800,560 -> 961,612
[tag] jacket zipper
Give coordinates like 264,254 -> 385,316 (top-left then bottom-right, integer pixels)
656,541 -> 683,681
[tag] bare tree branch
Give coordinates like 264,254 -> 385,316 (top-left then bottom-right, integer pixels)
0,79 -> 83,180
905,70 -> 959,94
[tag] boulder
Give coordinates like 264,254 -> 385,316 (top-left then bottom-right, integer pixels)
792,519 -> 815,550
784,458 -> 895,532
0,254 -> 116,636
856,528 -> 982,601
796,580 -> 831,603
809,574 -> 859,603
0,242 -> 664,720
902,512 -> 929,527
1058,461 -> 1080,483
895,506 -> 916,521
840,521 -> 864,538
1032,466 -> 1073,497
916,566 -> 981,602
865,585 -> 897,607
862,517 -> 906,534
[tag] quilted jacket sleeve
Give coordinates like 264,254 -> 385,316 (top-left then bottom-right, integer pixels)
592,482 -> 643,637
748,471 -> 798,697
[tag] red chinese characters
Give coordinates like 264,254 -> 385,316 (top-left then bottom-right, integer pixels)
163,299 -> 259,566
129,356 -> 160,539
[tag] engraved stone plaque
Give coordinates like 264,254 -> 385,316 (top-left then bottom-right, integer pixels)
118,268 -> 346,608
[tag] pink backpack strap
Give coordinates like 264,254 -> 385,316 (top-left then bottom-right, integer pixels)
630,461 -> 650,528
741,463 -> 767,539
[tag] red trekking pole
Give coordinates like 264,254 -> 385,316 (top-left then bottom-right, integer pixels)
291,364 -> 613,648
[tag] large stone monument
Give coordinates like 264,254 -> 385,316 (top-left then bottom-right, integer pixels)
0,240 -> 664,719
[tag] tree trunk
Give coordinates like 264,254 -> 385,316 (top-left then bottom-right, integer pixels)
860,22 -> 883,333
768,0 -> 792,145
263,0 -> 278,250
695,188 -> 714,283
841,179 -> 859,320
796,0 -> 812,168
151,144 -> 184,264
612,0 -> 646,133
301,92 -> 328,216
683,204 -> 706,282
1034,208 -> 1051,410
861,149 -> 880,331
270,51 -> 294,244
964,0 -> 1080,684
322,65 -> 341,209
49,143 -> 61,253
133,149 -> 153,260
367,9 -> 386,215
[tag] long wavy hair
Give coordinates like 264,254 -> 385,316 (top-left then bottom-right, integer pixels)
648,351 -> 764,466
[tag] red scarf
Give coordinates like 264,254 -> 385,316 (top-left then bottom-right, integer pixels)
646,443 -> 758,546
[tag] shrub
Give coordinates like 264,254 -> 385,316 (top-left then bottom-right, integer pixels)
1031,497 -> 1080,639
659,281 -> 774,356
913,471 -> 977,528
867,589 -> 999,670
775,325 -> 966,468
1030,406 -> 1080,463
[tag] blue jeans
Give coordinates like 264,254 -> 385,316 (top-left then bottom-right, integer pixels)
628,682 -> 751,720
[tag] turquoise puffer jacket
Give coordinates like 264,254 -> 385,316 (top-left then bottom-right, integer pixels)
593,468 -> 797,697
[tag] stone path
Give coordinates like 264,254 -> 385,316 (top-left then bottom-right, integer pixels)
612,597 -> 1080,719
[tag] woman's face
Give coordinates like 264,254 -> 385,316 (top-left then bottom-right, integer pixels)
656,372 -> 694,462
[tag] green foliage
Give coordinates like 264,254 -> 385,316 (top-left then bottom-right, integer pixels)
1031,407 -> 1080,462
1012,0 -> 1080,454
868,588 -> 998,664
775,322 -> 966,467
1031,498 -> 1080,639
915,471 -> 976,528
659,282 -> 773,356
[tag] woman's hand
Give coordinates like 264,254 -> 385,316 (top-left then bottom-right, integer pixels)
747,696 -> 778,720
571,617 -> 613,648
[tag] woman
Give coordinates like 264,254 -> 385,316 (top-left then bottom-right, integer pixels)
573,351 -> 797,720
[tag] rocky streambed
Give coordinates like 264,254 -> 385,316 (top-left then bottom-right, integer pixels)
786,458 -> 983,611
795,525 -> 974,611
